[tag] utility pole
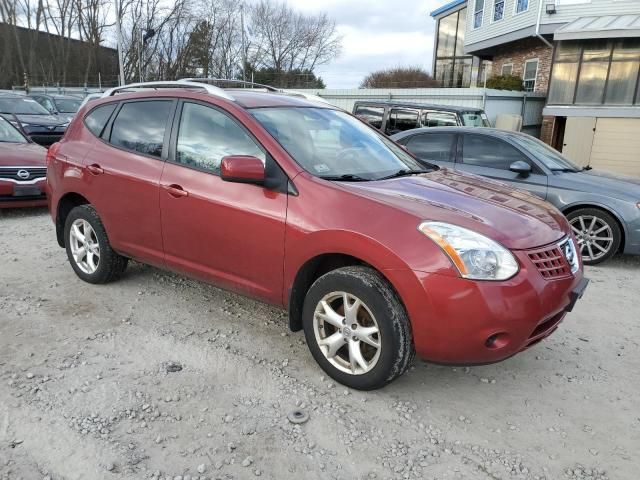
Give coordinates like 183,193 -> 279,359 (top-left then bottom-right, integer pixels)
114,0 -> 126,86
240,3 -> 247,82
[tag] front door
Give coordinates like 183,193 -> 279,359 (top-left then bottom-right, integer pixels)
85,99 -> 174,266
455,133 -> 548,199
159,101 -> 288,304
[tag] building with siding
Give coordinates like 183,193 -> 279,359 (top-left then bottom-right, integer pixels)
430,0 -> 640,176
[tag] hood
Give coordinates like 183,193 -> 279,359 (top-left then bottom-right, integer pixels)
0,142 -> 47,167
13,114 -> 67,127
551,169 -> 640,201
347,169 -> 568,250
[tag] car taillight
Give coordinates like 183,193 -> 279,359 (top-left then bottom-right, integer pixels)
46,142 -> 60,166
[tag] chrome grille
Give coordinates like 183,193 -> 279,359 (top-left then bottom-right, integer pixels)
0,167 -> 47,182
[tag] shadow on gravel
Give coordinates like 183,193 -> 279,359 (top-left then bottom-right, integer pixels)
0,206 -> 49,219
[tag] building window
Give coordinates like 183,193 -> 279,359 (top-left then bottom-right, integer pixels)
548,39 -> 640,106
434,8 -> 475,88
515,0 -> 529,14
523,59 -> 538,91
493,0 -> 504,21
474,0 -> 484,28
501,63 -> 513,76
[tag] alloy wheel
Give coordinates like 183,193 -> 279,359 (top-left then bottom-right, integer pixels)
569,215 -> 613,263
69,219 -> 100,274
313,291 -> 381,375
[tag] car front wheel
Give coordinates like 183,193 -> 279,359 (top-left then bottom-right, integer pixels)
302,266 -> 414,390
567,208 -> 621,265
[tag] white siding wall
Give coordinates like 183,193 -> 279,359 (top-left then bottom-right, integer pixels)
465,0 -> 540,47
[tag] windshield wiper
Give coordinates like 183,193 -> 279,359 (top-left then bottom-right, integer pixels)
581,165 -> 593,171
318,174 -> 370,182
550,167 -> 579,173
377,169 -> 431,180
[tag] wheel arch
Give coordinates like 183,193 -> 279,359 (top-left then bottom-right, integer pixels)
55,192 -> 90,247
561,203 -> 626,252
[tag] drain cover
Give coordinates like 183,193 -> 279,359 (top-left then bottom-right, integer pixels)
287,409 -> 309,424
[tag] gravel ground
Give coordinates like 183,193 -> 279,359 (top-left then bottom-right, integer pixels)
1,207 -> 639,480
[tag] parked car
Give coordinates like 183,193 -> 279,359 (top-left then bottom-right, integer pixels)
0,116 -> 47,208
391,127 -> 640,265
79,92 -> 104,109
46,81 -> 587,390
0,93 -> 69,146
353,100 -> 490,136
29,93 -> 82,123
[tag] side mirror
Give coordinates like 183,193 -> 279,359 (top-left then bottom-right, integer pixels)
509,160 -> 532,176
220,155 -> 265,185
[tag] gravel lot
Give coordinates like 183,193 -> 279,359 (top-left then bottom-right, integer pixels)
1,207 -> 639,480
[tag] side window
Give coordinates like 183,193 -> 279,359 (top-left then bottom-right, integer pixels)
354,106 -> 384,129
386,108 -> 419,135
109,101 -> 172,158
176,102 -> 265,174
423,111 -> 458,127
36,97 -> 54,112
84,103 -> 117,137
462,135 -> 529,170
405,134 -> 455,162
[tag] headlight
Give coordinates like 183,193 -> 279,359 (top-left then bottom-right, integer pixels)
418,221 -> 519,280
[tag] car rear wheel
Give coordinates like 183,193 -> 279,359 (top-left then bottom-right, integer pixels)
566,208 -> 621,265
302,266 -> 414,390
64,205 -> 128,283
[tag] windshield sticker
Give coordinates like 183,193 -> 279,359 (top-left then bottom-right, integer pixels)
313,164 -> 330,173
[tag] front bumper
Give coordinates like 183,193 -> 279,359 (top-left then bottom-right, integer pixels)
387,249 -> 588,365
0,178 -> 47,208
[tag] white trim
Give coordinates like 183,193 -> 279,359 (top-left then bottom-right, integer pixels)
473,0 -> 485,29
491,0 -> 505,23
513,0 -> 530,15
523,58 -> 539,92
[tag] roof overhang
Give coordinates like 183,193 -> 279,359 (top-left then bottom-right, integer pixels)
430,0 -> 467,19
554,14 -> 640,41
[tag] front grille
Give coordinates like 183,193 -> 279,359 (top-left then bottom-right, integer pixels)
0,167 -> 47,182
527,244 -> 571,279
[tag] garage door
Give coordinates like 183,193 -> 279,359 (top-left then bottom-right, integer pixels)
589,118 -> 640,177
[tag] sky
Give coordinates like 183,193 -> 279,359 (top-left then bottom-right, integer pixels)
285,0 -> 450,89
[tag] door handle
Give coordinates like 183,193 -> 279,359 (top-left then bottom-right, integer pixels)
87,164 -> 103,175
164,184 -> 188,198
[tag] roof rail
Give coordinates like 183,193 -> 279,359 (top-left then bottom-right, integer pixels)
180,77 -> 279,92
102,80 -> 235,101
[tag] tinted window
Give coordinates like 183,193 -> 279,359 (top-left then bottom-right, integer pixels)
354,106 -> 384,129
386,109 -> 419,134
462,135 -> 528,169
0,97 -> 50,115
85,103 -> 117,137
423,111 -> 457,127
110,101 -> 172,158
405,134 -> 455,162
176,102 -> 264,174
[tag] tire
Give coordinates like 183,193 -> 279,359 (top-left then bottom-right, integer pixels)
566,208 -> 621,265
302,266 -> 414,390
64,204 -> 128,284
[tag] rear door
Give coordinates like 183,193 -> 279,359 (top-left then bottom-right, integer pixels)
159,100 -> 287,304
85,99 -> 175,266
421,110 -> 459,127
385,108 -> 419,136
455,133 -> 548,199
401,132 -> 457,169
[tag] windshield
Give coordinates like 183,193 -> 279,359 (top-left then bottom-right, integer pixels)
0,97 -> 50,115
0,116 -> 27,143
250,107 -> 428,180
54,98 -> 81,113
461,111 -> 491,127
511,134 -> 581,172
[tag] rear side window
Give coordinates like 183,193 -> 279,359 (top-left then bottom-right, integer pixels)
84,104 -> 117,137
405,133 -> 456,162
109,101 -> 172,158
354,105 -> 384,129
462,134 -> 529,170
386,108 -> 419,135
423,111 -> 458,127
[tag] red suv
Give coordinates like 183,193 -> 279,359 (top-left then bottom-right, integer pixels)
46,81 -> 588,390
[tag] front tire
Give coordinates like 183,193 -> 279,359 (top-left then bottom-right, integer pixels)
64,205 -> 128,284
566,208 -> 621,265
302,266 -> 414,390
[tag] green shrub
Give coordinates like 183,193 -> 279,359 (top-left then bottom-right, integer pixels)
485,75 -> 524,91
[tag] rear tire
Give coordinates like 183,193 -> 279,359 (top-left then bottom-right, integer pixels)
64,205 -> 128,284
302,266 -> 414,390
566,208 -> 621,265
